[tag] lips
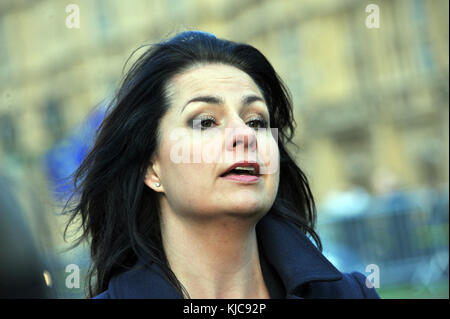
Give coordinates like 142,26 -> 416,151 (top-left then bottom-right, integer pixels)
220,161 -> 260,183
220,161 -> 260,177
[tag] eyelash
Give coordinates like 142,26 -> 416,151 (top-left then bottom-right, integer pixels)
247,117 -> 268,129
190,115 -> 268,130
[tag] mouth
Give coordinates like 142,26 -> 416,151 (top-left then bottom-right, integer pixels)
220,161 -> 260,183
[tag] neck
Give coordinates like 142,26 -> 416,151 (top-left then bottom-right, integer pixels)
160,208 -> 269,299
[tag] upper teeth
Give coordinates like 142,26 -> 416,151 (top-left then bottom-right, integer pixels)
234,166 -> 255,172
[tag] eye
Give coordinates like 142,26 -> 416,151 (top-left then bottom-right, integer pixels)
191,115 -> 217,130
247,117 -> 268,129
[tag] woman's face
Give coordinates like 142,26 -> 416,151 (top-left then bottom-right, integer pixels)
146,63 -> 280,220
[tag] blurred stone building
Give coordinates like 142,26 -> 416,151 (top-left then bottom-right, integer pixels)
0,0 -> 448,251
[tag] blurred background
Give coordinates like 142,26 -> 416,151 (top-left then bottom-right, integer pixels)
0,0 -> 448,298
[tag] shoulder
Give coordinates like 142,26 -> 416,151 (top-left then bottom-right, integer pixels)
304,271 -> 380,299
92,290 -> 110,299
91,262 -> 182,299
90,265 -> 153,299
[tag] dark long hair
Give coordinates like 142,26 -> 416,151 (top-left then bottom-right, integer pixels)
64,31 -> 322,298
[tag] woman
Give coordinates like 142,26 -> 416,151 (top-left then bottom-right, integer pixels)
64,31 -> 380,299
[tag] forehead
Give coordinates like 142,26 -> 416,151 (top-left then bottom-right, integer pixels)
167,63 -> 263,101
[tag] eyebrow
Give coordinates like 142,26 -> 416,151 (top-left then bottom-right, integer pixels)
181,94 -> 265,113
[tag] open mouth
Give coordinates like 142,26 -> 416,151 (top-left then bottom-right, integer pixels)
220,162 -> 260,183
221,166 -> 258,177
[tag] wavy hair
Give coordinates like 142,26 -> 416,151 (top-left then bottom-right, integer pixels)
64,31 -> 321,298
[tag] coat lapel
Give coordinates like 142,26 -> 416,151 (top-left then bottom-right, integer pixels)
256,214 -> 343,298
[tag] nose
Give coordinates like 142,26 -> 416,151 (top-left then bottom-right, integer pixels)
225,119 -> 258,152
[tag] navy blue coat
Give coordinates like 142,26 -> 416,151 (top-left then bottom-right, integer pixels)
94,214 -> 380,299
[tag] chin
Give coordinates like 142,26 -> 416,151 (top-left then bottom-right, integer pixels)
225,199 -> 269,218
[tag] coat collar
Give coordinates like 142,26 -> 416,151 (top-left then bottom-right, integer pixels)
256,214 -> 342,298
108,213 -> 342,298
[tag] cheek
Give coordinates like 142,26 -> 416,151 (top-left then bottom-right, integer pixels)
258,135 -> 280,176
166,129 -> 223,165
163,163 -> 221,215
192,129 -> 223,164
160,162 -> 209,205
259,136 -> 280,198
159,139 -> 212,189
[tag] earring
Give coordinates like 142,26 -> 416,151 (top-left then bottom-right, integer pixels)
155,182 -> 161,187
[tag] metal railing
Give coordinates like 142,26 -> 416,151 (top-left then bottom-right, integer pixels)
317,185 -> 449,287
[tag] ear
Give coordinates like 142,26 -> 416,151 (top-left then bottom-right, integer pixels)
144,161 -> 164,193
